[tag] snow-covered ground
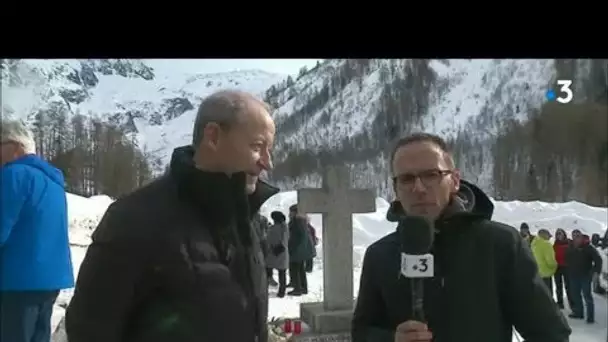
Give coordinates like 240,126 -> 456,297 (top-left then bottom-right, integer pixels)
58,191 -> 608,341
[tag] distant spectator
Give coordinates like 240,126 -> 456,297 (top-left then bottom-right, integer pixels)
287,204 -> 315,296
566,233 -> 603,323
553,228 -> 573,309
1,119 -> 74,342
591,233 -> 601,248
267,211 -> 289,297
520,222 -> 535,245
531,229 -> 558,295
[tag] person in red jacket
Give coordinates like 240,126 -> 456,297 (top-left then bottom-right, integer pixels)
553,228 -> 573,309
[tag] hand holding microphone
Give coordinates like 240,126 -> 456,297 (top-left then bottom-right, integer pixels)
395,216 -> 435,342
395,321 -> 433,342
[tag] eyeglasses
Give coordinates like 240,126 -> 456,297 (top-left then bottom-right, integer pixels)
393,169 -> 453,189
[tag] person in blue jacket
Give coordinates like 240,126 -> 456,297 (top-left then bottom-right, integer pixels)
1,120 -> 74,342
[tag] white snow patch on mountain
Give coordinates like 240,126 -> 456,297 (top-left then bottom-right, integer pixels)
2,59 -> 286,168
271,59 -> 557,156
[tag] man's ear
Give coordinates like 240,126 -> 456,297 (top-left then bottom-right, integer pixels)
201,122 -> 222,151
451,169 -> 461,192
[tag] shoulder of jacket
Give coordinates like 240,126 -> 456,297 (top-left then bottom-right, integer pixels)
366,232 -> 399,254
470,219 -> 525,250
1,164 -> 42,193
2,162 -> 32,177
475,219 -> 518,236
115,176 -> 175,207
98,177 -> 178,237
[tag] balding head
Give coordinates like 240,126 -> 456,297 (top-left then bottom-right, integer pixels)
191,90 -> 275,194
192,90 -> 270,149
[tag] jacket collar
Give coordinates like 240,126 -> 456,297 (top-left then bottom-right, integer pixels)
169,145 -> 279,223
386,180 -> 494,231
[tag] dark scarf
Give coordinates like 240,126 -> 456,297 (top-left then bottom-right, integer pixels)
168,145 -> 279,247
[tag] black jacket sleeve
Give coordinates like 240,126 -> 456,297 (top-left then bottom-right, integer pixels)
352,245 -> 394,342
288,217 -> 306,253
65,203 -> 152,342
588,246 -> 603,273
257,216 -> 270,258
500,230 -> 571,342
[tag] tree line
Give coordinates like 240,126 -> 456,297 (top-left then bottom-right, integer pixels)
491,102 -> 607,206
28,103 -> 153,199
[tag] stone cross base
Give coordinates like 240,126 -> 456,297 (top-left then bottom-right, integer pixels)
51,317 -> 67,342
290,331 -> 352,342
299,301 -> 354,334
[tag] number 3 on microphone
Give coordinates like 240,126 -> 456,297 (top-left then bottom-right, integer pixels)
401,253 -> 435,278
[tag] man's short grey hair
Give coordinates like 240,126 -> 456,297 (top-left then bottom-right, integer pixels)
1,119 -> 36,154
191,90 -> 270,149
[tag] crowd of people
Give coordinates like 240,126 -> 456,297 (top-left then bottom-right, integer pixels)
255,205 -> 319,298
521,222 -> 604,324
1,89 -> 606,342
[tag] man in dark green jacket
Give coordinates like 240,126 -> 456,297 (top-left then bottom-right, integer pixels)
287,204 -> 315,296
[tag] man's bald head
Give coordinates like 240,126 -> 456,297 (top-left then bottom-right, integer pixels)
192,90 -> 270,149
191,90 -> 275,194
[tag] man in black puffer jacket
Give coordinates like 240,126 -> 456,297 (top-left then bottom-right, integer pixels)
352,133 -> 570,342
566,233 -> 603,323
66,90 -> 278,342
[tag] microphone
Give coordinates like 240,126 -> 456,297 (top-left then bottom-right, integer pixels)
398,216 -> 435,322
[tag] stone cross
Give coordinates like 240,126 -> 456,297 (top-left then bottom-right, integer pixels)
297,165 -> 376,311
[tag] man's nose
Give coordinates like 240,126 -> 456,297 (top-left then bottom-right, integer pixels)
258,150 -> 273,171
411,177 -> 426,193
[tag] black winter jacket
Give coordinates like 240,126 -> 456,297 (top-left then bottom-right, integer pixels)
288,216 -> 316,263
352,181 -> 570,342
565,243 -> 603,275
65,146 -> 279,342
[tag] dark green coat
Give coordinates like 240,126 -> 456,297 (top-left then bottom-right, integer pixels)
288,216 -> 316,263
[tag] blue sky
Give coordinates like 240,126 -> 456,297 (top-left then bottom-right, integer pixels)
145,59 -> 322,76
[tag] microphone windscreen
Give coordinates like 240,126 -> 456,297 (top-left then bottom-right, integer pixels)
399,216 -> 434,255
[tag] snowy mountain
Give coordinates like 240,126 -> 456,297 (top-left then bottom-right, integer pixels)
3,58 -> 606,203
264,59 -> 607,201
1,58 -> 285,167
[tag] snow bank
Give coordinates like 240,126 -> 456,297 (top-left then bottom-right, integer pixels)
492,199 -> 607,237
66,193 -> 114,246
57,191 -> 607,341
52,193 -> 113,330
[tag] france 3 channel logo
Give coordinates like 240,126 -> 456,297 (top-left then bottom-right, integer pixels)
545,80 -> 573,104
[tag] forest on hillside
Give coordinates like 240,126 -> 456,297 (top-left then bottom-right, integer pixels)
492,102 -> 607,205
22,103 -> 153,198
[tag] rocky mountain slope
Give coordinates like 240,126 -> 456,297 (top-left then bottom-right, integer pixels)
1,59 -> 285,168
